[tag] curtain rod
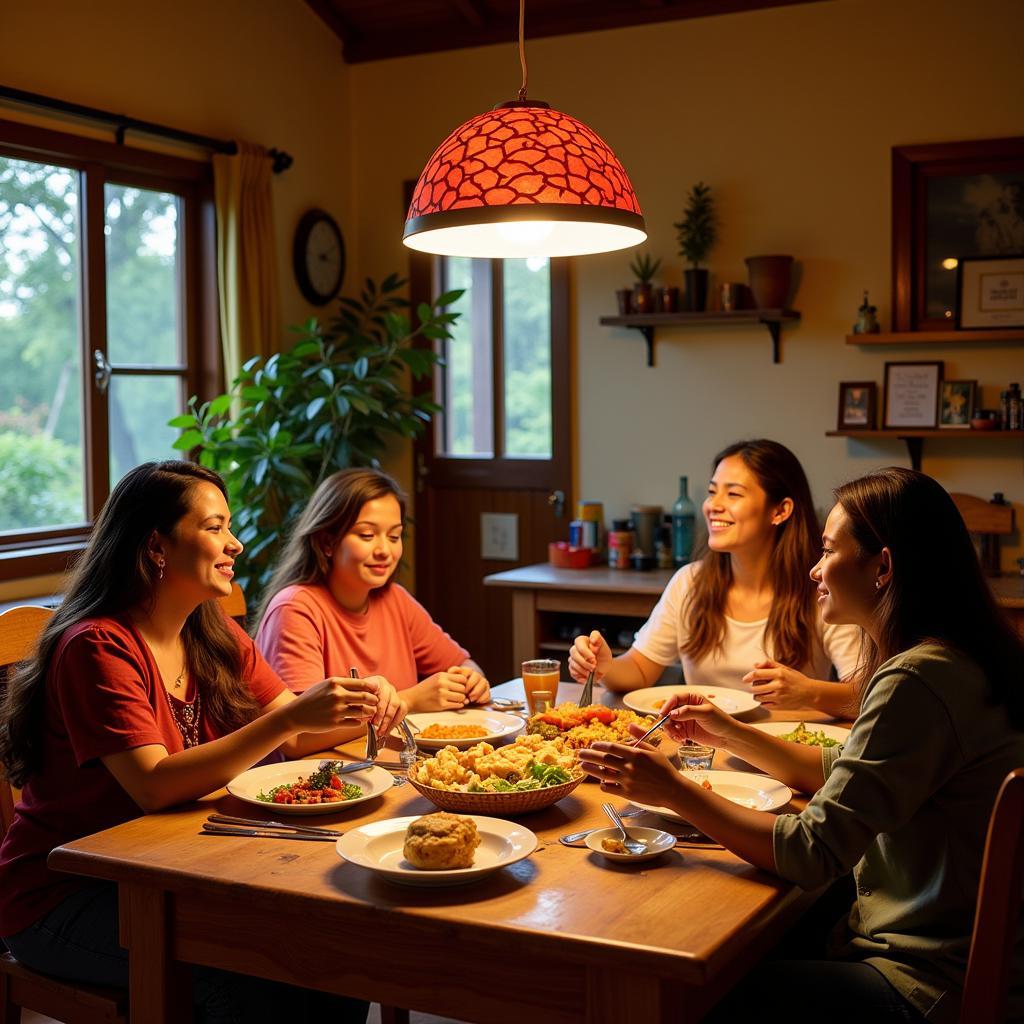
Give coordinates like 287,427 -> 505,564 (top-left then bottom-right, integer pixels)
0,84 -> 293,173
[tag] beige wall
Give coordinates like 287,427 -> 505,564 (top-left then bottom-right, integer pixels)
350,0 -> 1024,568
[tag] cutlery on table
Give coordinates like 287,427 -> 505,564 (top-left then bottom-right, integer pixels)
577,668 -> 595,708
602,802 -> 647,856
558,808 -> 645,845
316,758 -> 374,775
207,814 -> 344,836
202,823 -> 339,841
491,697 -> 525,710
630,711 -> 672,747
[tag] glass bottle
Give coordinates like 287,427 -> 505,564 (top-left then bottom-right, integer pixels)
671,475 -> 696,567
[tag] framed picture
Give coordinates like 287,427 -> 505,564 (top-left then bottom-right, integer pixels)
837,381 -> 877,430
957,256 -> 1024,329
892,136 -> 1024,331
883,361 -> 943,428
938,379 -> 976,429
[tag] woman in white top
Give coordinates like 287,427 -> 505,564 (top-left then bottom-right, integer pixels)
569,439 -> 861,717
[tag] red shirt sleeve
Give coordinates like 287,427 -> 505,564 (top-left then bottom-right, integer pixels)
254,592 -> 328,694
395,586 -> 471,678
225,616 -> 286,706
52,624 -> 167,767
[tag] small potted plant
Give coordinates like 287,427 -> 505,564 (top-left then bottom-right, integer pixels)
674,181 -> 717,311
629,252 -> 661,313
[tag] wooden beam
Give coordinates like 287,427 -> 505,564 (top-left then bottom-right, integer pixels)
450,0 -> 486,28
304,0 -> 358,56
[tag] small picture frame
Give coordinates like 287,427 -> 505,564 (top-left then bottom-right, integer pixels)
837,381 -> 877,430
883,361 -> 943,429
938,379 -> 977,428
957,256 -> 1024,329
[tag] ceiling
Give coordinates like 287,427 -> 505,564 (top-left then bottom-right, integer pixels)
305,0 -> 825,63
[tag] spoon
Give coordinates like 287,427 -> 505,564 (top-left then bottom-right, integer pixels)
601,802 -> 647,855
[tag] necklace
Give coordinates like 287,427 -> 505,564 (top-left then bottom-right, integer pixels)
164,686 -> 201,748
173,665 -> 185,690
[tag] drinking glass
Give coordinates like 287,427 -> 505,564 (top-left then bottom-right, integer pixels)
678,742 -> 715,772
522,659 -> 559,712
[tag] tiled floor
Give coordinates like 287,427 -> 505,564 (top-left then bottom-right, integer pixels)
25,1004 -> 464,1024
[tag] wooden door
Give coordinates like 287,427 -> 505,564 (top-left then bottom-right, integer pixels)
409,250 -> 572,683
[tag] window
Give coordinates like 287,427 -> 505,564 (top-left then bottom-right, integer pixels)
427,255 -> 568,488
0,119 -> 215,579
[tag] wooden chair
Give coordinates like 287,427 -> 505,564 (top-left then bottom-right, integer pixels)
0,605 -> 128,1024
951,492 -> 1015,577
961,767 -> 1024,1024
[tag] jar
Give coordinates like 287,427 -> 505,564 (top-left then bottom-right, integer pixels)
1008,383 -> 1022,431
608,519 -> 634,569
999,391 -> 1010,430
655,519 -> 673,569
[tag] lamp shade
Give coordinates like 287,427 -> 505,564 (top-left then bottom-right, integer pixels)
403,101 -> 646,258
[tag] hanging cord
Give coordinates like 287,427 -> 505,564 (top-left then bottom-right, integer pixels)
517,0 -> 528,101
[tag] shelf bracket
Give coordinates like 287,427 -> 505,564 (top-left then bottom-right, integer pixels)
627,325 -> 655,367
899,436 -> 924,471
761,319 -> 782,363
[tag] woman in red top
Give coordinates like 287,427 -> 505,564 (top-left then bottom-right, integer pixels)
0,461 -> 403,1023
255,467 -> 490,714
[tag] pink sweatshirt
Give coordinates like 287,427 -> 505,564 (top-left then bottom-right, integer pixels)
255,583 -> 470,693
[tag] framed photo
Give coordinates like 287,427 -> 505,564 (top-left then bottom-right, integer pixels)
837,381 -> 877,430
957,256 -> 1024,329
892,136 -> 1024,331
883,361 -> 943,428
938,379 -> 976,429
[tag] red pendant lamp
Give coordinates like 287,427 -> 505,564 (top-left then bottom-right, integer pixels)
403,2 -> 646,259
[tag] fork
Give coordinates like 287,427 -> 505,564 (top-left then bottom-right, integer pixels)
630,711 -> 672,747
352,667 -> 380,760
602,802 -> 647,855
202,823 -> 338,842
559,807 -> 645,844
207,813 -> 344,836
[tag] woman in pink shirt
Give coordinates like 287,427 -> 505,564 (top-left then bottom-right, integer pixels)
256,468 -> 490,714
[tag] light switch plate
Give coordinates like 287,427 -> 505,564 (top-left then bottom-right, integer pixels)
481,513 -> 519,560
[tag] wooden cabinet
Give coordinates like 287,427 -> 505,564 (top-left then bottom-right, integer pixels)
483,564 -> 676,678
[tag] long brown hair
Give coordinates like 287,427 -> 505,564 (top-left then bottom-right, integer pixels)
0,461 -> 261,787
680,439 -> 822,669
255,467 -> 407,628
834,467 -> 1024,723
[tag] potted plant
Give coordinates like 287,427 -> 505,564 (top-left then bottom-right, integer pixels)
674,181 -> 717,311
168,273 -> 460,605
629,252 -> 661,313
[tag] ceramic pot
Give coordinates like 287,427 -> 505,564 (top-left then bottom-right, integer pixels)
658,286 -> 679,313
745,255 -> 793,309
683,268 -> 709,311
616,288 -> 633,315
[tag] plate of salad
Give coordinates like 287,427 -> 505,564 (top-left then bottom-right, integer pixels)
227,760 -> 393,815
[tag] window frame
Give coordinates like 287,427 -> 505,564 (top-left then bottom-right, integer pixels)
0,117 -> 218,580
415,254 -> 571,491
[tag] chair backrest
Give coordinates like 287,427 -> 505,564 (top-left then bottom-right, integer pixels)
961,766 -> 1024,1024
0,606 -> 53,842
951,492 -> 1015,536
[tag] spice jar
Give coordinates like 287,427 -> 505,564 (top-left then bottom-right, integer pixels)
608,519 -> 634,569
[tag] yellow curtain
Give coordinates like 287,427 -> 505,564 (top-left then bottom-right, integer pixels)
213,142 -> 280,386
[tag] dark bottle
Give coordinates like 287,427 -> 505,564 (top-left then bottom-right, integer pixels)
1008,383 -> 1022,431
671,475 -> 696,567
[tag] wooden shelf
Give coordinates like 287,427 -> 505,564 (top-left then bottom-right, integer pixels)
600,309 -> 800,365
826,429 -> 1024,470
845,329 -> 1024,345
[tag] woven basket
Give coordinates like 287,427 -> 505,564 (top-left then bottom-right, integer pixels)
406,772 -> 586,815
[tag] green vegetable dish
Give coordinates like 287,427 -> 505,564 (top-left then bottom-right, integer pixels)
467,762 -> 573,793
257,765 -> 364,805
778,722 -> 841,748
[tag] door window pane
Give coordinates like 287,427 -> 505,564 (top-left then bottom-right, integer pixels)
109,375 -> 183,484
105,185 -> 181,365
503,257 -> 551,458
0,156 -> 85,531
439,257 -> 493,457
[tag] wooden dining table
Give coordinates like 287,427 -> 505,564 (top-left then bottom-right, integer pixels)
48,681 -> 848,1024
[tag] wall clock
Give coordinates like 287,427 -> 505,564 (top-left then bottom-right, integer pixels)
293,209 -> 345,305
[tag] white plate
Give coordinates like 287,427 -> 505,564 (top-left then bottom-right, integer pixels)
584,827 -> 676,862
630,770 -> 792,821
226,760 -> 392,815
749,721 -> 850,746
399,710 -> 525,749
622,685 -> 759,717
336,815 -> 537,886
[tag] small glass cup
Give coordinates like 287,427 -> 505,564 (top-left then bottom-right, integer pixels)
529,689 -> 553,715
678,741 -> 715,772
522,659 -> 559,712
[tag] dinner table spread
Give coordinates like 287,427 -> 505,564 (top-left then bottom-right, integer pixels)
48,678 -> 849,1023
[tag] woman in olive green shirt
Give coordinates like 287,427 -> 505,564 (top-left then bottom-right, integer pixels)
580,467 -> 1024,1023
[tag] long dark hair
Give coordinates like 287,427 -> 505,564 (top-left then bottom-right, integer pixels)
0,461 -> 261,787
681,439 -> 823,670
255,467 -> 407,628
835,467 -> 1024,724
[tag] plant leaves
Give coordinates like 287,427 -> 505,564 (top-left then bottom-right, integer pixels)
171,429 -> 204,450
306,396 -> 326,420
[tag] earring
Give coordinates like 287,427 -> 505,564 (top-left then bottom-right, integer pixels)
157,558 -> 165,582
875,580 -> 881,589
